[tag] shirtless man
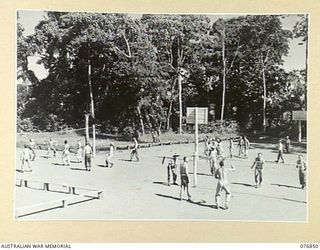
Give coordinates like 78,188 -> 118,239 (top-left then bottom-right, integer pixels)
208,147 -> 218,176
47,137 -> 57,157
214,159 -> 235,209
130,137 -> 139,162
179,157 -> 191,201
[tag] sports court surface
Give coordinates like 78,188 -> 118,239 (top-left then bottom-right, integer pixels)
15,140 -> 307,221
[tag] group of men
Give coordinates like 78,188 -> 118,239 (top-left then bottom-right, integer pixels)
19,136 -> 141,173
19,138 -> 94,172
162,134 -> 306,210
19,133 -> 306,208
163,153 -> 235,210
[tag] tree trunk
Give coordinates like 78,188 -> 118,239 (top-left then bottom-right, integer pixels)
220,25 -> 226,125
137,106 -> 145,135
88,59 -> 96,157
166,80 -> 175,131
145,113 -> 153,131
156,124 -> 161,142
178,70 -> 183,134
262,67 -> 267,133
166,98 -> 173,131
85,113 -> 89,143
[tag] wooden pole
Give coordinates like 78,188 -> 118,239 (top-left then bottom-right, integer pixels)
178,70 -> 183,134
88,59 -> 96,157
221,24 -> 226,125
298,120 -> 302,143
85,113 -> 89,143
262,67 -> 267,133
193,107 -> 199,187
137,106 -> 145,135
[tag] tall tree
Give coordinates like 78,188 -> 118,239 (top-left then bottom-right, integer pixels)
238,15 -> 292,132
210,17 -> 242,124
141,14 -> 210,133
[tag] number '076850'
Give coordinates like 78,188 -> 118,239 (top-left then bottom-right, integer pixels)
300,244 -> 319,248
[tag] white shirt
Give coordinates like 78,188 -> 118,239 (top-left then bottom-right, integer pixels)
84,145 -> 92,154
278,143 -> 283,151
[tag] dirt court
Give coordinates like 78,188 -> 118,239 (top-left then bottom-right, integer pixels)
15,140 -> 307,221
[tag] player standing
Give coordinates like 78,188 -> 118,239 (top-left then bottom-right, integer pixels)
243,136 -> 250,157
130,137 -> 140,162
214,159 -> 235,210
29,139 -> 36,161
106,143 -> 115,168
275,140 -> 285,163
47,137 -> 57,157
19,145 -> 32,172
204,135 -> 210,156
216,138 -> 224,157
179,157 -> 191,201
62,140 -> 70,166
76,139 -> 83,163
296,154 -> 307,189
84,142 -> 93,171
167,153 -> 179,186
285,136 -> 291,153
238,136 -> 244,156
251,153 -> 265,188
208,147 -> 218,176
228,138 -> 234,158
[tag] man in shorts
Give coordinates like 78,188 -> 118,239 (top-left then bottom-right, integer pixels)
130,137 -> 139,162
243,136 -> 250,158
19,145 -> 32,172
179,157 -> 191,201
238,136 -> 244,156
251,153 -> 265,188
76,139 -> 83,163
84,142 -> 93,171
208,147 -> 218,176
285,136 -> 291,153
204,135 -> 210,156
275,140 -> 285,163
214,159 -> 235,209
167,153 -> 179,186
296,154 -> 307,189
29,139 -> 36,161
228,137 -> 234,158
216,138 -> 224,157
106,143 -> 115,168
62,140 -> 70,166
47,137 -> 57,157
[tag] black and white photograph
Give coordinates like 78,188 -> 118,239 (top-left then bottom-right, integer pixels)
16,10 -> 308,221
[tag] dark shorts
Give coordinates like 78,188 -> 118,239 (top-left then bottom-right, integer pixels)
181,175 -> 189,187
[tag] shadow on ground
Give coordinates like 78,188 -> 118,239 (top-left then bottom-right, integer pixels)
270,183 -> 301,190
232,182 -> 256,188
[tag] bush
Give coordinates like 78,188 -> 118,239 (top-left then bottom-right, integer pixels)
17,117 -> 35,132
198,120 -> 239,134
267,119 -> 305,140
44,114 -> 64,131
121,126 -> 135,138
